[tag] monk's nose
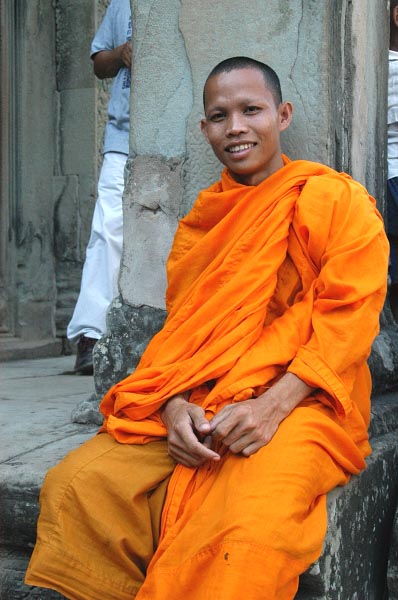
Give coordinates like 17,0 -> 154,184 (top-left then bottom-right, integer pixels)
226,113 -> 248,136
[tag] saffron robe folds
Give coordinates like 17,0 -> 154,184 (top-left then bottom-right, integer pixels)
25,159 -> 389,600
101,157 -> 387,450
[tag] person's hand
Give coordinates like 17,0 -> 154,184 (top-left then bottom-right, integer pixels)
160,395 -> 220,468
208,373 -> 314,457
118,41 -> 132,68
93,42 -> 132,79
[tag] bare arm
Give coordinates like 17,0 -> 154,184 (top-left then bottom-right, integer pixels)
160,394 -> 220,468
209,373 -> 314,457
92,41 -> 132,79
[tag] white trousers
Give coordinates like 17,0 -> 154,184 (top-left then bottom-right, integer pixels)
67,151 -> 128,342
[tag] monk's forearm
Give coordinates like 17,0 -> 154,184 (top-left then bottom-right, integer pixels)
261,372 -> 315,417
159,391 -> 191,426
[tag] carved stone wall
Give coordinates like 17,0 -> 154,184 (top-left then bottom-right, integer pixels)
0,0 -> 104,354
53,0 -> 98,337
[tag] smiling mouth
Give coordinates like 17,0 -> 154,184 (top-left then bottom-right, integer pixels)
226,143 -> 255,153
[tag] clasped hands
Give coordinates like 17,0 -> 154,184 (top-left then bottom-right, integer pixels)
160,373 -> 313,468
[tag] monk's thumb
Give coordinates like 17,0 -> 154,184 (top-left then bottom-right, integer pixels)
190,407 -> 211,434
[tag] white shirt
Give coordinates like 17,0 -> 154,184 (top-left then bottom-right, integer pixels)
388,50 -> 398,179
91,0 -> 132,155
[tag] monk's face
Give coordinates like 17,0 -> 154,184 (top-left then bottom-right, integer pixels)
201,68 -> 292,186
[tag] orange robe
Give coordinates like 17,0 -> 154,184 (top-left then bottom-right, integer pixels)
25,158 -> 388,600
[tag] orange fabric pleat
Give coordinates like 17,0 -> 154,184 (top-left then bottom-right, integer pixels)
100,157 -> 388,444
24,157 -> 389,600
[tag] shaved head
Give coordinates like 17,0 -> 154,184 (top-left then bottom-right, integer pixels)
204,57 -> 282,109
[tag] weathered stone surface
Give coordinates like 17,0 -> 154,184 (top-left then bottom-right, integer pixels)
388,508 -> 398,599
12,2 -> 57,341
130,0 -> 192,158
93,296 -> 166,398
370,392 -> 398,439
0,428 -> 97,550
120,156 -> 183,309
60,88 -> 96,177
55,0 -> 95,91
0,549 -> 63,599
71,392 -> 103,426
297,430 -> 398,599
369,308 -> 398,394
3,1 -> 100,348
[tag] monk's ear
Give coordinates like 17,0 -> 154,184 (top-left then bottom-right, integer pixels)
201,118 -> 211,144
278,101 -> 293,132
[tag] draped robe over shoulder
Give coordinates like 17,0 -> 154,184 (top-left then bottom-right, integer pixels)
100,157 -> 388,450
25,157 -> 389,600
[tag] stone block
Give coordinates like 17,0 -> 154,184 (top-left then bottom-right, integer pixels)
93,296 -> 166,398
53,175 -> 80,262
71,393 -> 104,426
55,0 -> 96,91
60,88 -> 96,176
297,431 -> 398,599
131,0 -> 192,158
120,156 -> 183,309
16,301 -> 56,341
369,309 -> 398,395
388,508 -> 398,599
0,549 -> 63,599
0,429 -> 96,550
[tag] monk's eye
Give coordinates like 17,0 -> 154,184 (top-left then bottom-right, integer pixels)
209,112 -> 225,122
244,106 -> 260,114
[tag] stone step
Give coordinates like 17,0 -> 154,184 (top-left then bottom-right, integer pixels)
1,393 -> 397,599
0,338 -> 65,362
0,550 -> 63,599
297,430 -> 398,599
0,427 -> 97,552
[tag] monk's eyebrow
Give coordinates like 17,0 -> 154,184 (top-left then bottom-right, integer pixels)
206,105 -> 225,112
205,95 -> 270,115
209,96 -> 267,108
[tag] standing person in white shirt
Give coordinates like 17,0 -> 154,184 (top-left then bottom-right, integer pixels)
388,0 -> 398,322
67,0 -> 132,373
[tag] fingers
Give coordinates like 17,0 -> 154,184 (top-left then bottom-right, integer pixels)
209,404 -> 247,442
121,41 -> 132,68
208,401 -> 279,457
165,403 -> 219,467
188,404 -> 212,438
168,429 -> 220,467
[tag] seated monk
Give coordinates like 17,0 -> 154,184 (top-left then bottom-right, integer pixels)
25,56 -> 389,600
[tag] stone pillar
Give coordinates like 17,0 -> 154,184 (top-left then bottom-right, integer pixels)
1,0 -> 100,352
53,0 -> 98,338
14,1 -> 58,341
94,0 -> 397,397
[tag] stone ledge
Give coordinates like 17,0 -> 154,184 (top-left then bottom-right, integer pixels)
1,397 -> 397,599
0,428 -> 96,550
0,550 -> 62,600
0,338 -> 65,362
388,506 -> 398,599
297,430 -> 398,599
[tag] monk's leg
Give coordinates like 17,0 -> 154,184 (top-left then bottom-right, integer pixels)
136,404 -> 367,600
25,434 -> 174,600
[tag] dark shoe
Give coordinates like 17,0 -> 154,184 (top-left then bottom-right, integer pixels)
389,286 -> 398,324
74,336 -> 97,375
